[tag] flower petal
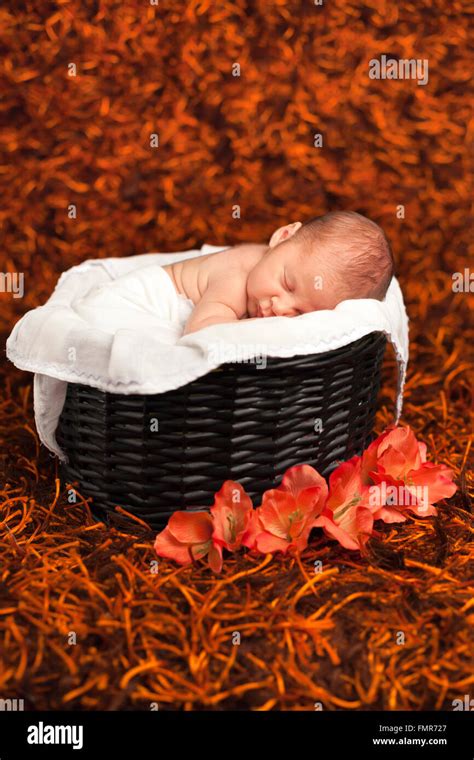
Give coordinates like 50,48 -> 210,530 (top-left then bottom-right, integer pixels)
313,513 -> 361,551
279,464 -> 328,502
296,484 -> 327,516
255,531 -> 291,554
168,510 -> 214,544
408,463 -> 457,504
418,441 -> 428,463
326,456 -> 364,512
372,506 -> 407,523
377,426 -> 422,474
241,508 -> 261,550
361,433 -> 388,484
259,489 -> 299,539
154,526 -> 193,565
208,543 -> 223,573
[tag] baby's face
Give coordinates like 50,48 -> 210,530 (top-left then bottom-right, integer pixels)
246,237 -> 341,318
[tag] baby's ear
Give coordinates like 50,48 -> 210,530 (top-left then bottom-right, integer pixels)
268,221 -> 302,247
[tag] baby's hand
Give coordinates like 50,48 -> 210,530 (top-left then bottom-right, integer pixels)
182,269 -> 250,335
182,299 -> 240,336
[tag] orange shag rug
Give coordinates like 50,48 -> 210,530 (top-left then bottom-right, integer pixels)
0,1 -> 472,710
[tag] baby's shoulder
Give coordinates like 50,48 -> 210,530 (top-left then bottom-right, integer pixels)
205,243 -> 265,277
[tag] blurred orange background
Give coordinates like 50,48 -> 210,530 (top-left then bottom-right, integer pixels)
0,1 -> 472,711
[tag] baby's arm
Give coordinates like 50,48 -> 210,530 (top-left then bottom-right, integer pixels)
182,267 -> 250,336
182,298 -> 240,336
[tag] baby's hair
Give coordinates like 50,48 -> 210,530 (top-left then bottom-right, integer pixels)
296,211 -> 394,301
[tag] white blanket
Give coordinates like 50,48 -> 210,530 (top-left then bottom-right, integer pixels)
6,244 -> 409,460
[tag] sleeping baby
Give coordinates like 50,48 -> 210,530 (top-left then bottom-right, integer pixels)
73,211 -> 394,338
170,210 -> 394,335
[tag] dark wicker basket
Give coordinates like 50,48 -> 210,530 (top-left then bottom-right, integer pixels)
57,331 -> 386,530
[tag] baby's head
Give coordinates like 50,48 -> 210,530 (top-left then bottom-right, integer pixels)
246,211 -> 394,318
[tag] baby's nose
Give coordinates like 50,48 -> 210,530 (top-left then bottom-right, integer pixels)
271,298 -> 298,317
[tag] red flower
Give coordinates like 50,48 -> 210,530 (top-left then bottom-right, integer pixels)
154,511 -> 223,572
244,465 -> 328,555
313,456 -> 374,550
362,426 -> 457,521
211,481 -> 255,552
153,426 -> 457,567
367,426 -> 425,476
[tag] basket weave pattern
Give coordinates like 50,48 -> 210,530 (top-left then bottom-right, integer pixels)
57,332 -> 387,529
